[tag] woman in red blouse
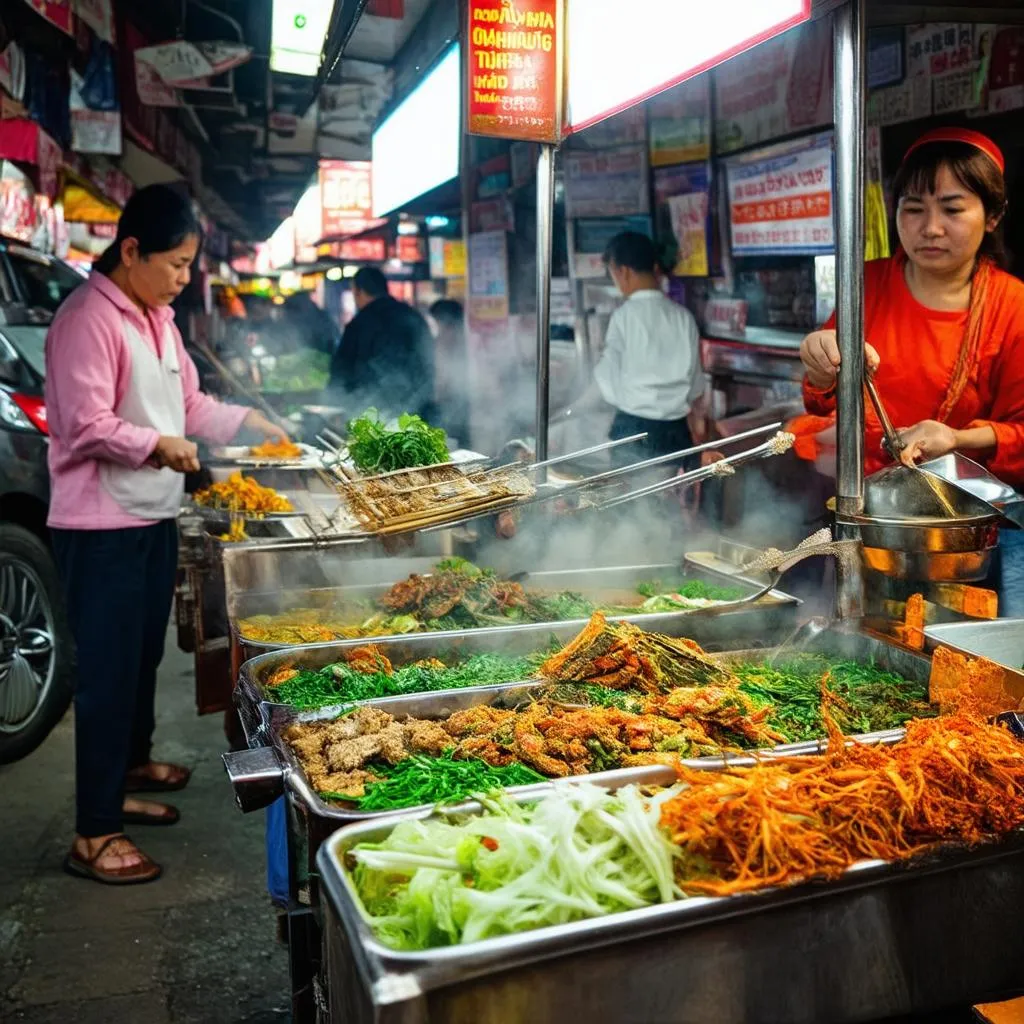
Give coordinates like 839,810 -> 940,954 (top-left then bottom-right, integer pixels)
799,127 -> 1024,488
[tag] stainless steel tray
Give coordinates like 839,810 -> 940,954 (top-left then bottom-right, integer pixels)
230,562 -> 802,662
315,765 -> 1024,1024
224,626 -> 931,821
925,618 -> 1024,669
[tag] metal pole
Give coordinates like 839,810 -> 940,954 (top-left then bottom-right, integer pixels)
833,0 -> 866,619
535,143 -> 556,477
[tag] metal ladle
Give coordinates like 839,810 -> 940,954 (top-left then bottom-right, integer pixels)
863,371 -> 959,518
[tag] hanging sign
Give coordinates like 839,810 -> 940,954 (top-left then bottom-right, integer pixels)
725,132 -> 834,257
70,68 -> 122,156
74,0 -> 114,44
466,0 -> 565,144
319,160 -> 379,238
0,43 -> 26,103
23,0 -> 73,36
567,0 -> 809,134
713,17 -> 832,154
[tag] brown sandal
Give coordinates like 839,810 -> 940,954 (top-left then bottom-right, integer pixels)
124,762 -> 192,793
63,834 -> 162,885
121,802 -> 180,827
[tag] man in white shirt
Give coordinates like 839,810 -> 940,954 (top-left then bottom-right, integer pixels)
588,232 -> 704,464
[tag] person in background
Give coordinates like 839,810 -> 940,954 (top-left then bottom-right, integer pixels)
46,184 -> 285,885
795,127 -> 1024,613
328,267 -> 435,421
282,290 -> 341,356
568,232 -> 705,465
429,298 -> 470,448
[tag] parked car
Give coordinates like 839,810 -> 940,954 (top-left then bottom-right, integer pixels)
0,240 -> 84,764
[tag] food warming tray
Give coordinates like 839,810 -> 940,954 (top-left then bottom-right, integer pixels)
229,562 -> 803,663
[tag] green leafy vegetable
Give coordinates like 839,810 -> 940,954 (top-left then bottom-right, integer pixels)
734,656 -> 935,742
351,782 -> 685,949
268,652 -> 542,711
347,409 -> 450,473
342,753 -> 546,812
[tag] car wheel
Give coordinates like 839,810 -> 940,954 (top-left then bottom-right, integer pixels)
0,524 -> 75,764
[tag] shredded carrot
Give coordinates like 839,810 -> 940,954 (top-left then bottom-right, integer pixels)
660,710 -> 1024,897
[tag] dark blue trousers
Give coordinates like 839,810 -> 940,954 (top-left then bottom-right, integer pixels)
51,521 -> 178,837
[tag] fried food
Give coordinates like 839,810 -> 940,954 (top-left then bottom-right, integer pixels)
250,439 -> 303,460
195,472 -> 293,514
539,612 -> 735,692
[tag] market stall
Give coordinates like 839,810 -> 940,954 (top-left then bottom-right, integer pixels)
219,1 -> 1024,1021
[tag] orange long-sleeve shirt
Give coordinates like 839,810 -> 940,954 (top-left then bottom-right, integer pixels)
802,256 -> 1024,488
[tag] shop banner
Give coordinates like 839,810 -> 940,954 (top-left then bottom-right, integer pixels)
36,128 -> 61,198
667,193 -> 710,277
714,19 -> 832,155
70,68 -> 122,155
23,0 -> 73,36
466,0 -> 564,144
653,162 -> 712,278
468,229 -> 510,322
0,161 -> 36,242
649,77 -> 710,167
135,54 -> 179,107
985,26 -> 1024,114
0,43 -> 26,104
74,0 -> 114,44
564,146 -> 648,219
338,237 -> 386,262
319,160 -> 377,239
429,238 -> 467,278
725,132 -> 834,257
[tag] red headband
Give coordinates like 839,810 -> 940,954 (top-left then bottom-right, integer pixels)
903,127 -> 1005,174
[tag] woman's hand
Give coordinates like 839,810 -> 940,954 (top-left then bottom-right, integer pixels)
896,420 -> 959,466
152,436 -> 200,473
244,409 -> 290,442
799,329 -> 880,388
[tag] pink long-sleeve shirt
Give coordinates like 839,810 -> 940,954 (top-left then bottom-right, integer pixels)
45,273 -> 249,529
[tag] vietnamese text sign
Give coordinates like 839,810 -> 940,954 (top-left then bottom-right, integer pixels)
466,0 -> 564,143
319,160 -> 378,239
726,133 -> 834,256
565,146 -> 649,219
468,230 -> 510,322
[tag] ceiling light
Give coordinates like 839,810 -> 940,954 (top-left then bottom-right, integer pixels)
271,0 -> 333,77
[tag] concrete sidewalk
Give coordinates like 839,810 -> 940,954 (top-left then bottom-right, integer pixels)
0,634 -> 289,1024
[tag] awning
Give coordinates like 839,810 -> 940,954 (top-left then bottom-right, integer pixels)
0,119 -> 61,197
62,179 -> 121,224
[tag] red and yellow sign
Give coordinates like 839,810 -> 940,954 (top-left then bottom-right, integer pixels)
319,161 -> 380,240
466,0 -> 564,144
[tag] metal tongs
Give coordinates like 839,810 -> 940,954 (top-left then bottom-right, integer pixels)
864,370 -> 905,459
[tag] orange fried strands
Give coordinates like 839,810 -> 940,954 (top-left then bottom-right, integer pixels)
251,439 -> 303,460
660,713 -> 1024,897
194,472 -> 293,514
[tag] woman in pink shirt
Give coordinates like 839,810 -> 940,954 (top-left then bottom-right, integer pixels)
46,185 -> 283,885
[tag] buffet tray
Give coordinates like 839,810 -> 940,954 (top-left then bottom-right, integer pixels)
225,625 -> 930,825
229,562 -> 803,663
316,763 -> 1024,1024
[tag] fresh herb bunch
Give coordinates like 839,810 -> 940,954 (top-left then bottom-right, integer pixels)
330,752 -> 546,812
268,652 -> 542,711
346,409 -> 450,474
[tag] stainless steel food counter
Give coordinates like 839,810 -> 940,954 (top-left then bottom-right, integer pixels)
223,624 -> 933,1023
318,768 -> 1024,1024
